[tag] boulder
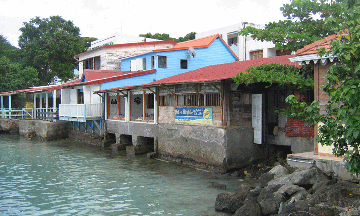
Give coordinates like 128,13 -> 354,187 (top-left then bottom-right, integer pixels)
269,165 -> 290,178
259,172 -> 275,188
278,200 -> 311,214
268,167 -> 329,187
233,199 -> 262,216
274,184 -> 307,199
215,192 -> 244,213
259,196 -> 286,215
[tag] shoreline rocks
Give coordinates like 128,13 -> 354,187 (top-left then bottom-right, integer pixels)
215,165 -> 360,216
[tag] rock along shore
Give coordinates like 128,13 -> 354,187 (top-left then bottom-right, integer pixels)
215,165 -> 360,216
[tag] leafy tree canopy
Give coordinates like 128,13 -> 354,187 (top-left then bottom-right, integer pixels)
0,56 -> 39,92
233,63 -> 314,89
239,0 -> 343,51
139,32 -> 196,42
19,16 -> 90,85
282,0 -> 360,174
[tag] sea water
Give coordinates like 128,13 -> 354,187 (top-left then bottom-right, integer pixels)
0,134 -> 242,215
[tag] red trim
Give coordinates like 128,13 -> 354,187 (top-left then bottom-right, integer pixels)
86,69 -> 156,85
75,40 -> 177,58
153,34 -> 239,61
97,55 -> 297,93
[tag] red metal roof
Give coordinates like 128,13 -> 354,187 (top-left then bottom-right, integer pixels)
296,34 -> 339,56
99,55 -> 297,92
154,34 -> 239,60
74,40 -> 177,58
83,70 -> 129,81
0,69 -> 154,95
86,69 -> 156,85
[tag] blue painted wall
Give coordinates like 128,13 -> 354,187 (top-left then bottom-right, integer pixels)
101,37 -> 237,90
121,52 -> 155,71
155,38 -> 237,80
101,73 -> 156,90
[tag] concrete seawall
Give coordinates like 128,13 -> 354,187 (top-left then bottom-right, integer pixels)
0,119 -> 70,141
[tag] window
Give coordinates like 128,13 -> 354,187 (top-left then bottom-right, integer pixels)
77,89 -> 84,104
147,94 -> 154,108
228,37 -> 238,46
206,93 -> 221,106
250,50 -> 263,60
180,59 -> 188,69
158,56 -> 167,68
143,58 -> 146,70
151,56 -> 155,69
159,95 -> 170,106
184,94 -> 204,106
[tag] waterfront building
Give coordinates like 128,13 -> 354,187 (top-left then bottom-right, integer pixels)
288,33 -> 360,181
0,34 -> 238,133
97,55 -> 313,171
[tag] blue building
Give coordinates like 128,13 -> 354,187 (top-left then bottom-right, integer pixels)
101,34 -> 239,90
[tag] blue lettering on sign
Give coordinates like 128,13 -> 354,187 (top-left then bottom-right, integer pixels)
175,108 -> 213,123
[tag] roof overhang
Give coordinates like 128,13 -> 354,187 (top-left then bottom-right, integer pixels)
290,53 -> 336,65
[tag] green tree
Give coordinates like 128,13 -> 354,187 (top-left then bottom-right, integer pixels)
0,56 -> 39,92
239,0 -> 342,51
19,16 -> 89,85
139,32 -> 196,42
282,0 -> 360,174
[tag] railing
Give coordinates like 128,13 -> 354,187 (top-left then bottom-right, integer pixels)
0,108 -> 34,119
36,108 -> 58,120
59,103 -> 103,119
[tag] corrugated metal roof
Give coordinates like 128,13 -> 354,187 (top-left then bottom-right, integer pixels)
296,33 -> 340,56
154,34 -> 239,60
98,55 -> 297,92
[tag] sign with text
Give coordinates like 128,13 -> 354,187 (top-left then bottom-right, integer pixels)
175,108 -> 213,124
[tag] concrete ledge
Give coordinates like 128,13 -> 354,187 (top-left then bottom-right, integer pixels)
126,146 -> 148,156
287,152 -> 360,182
18,120 -> 69,141
0,119 -> 19,133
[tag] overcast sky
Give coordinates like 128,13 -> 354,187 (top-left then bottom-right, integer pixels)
0,0 -> 290,47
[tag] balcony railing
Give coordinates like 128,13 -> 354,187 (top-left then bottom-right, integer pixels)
36,108 -> 58,120
59,103 -> 103,120
0,108 -> 34,119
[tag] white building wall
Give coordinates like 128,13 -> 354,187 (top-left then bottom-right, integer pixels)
61,89 -> 70,104
90,33 -> 161,49
77,43 -> 175,76
90,85 -> 101,104
196,23 -> 277,61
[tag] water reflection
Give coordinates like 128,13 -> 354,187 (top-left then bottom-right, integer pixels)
0,134 -> 241,215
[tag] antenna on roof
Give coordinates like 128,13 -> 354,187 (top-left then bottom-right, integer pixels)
188,47 -> 196,58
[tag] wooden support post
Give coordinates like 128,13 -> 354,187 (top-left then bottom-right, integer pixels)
107,93 -> 110,118
117,93 -> 120,117
143,91 -> 146,121
129,92 -> 132,121
155,87 -> 159,124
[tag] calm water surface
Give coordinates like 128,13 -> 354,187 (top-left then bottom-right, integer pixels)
0,134 -> 243,215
